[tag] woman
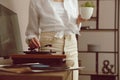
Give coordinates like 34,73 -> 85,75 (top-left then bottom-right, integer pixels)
26,0 -> 84,80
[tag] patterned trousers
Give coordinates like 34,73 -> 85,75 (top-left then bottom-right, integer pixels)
40,32 -> 79,80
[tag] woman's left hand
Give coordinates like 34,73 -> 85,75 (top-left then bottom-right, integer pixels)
76,15 -> 86,24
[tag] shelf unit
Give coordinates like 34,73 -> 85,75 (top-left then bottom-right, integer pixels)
78,0 -> 119,80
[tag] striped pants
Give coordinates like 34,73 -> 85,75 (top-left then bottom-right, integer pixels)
40,32 -> 79,80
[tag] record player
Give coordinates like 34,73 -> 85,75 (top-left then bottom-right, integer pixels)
11,49 -> 66,67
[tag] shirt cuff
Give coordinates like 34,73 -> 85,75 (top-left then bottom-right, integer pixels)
78,22 -> 82,31
26,35 -> 37,40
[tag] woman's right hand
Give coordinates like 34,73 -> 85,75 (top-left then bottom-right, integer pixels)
28,38 -> 41,50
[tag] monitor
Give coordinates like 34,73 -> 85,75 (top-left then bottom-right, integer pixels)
0,4 -> 22,57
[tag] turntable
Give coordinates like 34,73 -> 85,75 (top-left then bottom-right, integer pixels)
11,50 -> 66,67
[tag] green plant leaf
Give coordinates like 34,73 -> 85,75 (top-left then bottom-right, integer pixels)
81,1 -> 95,7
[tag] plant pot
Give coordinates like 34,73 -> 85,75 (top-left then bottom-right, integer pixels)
80,7 -> 94,20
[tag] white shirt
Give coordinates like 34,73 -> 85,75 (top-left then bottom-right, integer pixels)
26,0 -> 81,39
52,2 -> 68,26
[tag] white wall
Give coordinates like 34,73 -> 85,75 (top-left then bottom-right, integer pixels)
0,0 -> 30,50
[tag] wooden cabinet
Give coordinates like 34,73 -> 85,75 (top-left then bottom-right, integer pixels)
0,70 -> 72,80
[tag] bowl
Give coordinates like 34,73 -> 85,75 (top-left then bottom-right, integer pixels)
80,7 -> 94,20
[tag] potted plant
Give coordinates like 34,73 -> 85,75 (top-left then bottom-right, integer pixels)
80,1 -> 95,20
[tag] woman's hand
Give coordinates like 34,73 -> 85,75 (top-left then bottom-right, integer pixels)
76,15 -> 86,24
28,38 -> 41,50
